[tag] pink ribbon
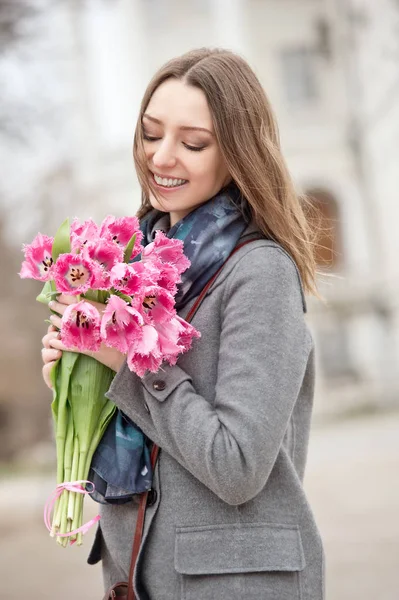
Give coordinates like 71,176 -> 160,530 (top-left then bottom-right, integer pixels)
44,480 -> 100,543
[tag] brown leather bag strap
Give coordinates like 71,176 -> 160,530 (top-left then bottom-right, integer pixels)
185,237 -> 262,323
127,443 -> 160,600
126,235 -> 262,599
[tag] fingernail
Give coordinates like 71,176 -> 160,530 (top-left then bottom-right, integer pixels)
48,300 -> 54,307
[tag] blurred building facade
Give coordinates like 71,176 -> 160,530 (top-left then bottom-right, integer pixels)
246,0 -> 399,419
1,0 -> 399,458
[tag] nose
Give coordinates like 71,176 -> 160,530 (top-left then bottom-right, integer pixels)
152,139 -> 177,170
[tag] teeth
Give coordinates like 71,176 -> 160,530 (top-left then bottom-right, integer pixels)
154,174 -> 187,187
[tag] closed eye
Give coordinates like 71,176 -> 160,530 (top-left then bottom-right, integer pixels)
183,143 -> 206,152
143,133 -> 206,153
143,134 -> 160,142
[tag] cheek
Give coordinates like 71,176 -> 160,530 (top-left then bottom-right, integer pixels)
143,144 -> 152,161
190,151 -> 223,183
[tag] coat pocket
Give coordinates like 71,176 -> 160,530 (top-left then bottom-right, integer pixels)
174,522 -> 305,600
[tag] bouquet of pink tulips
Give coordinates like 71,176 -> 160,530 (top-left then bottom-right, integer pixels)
20,215 -> 200,546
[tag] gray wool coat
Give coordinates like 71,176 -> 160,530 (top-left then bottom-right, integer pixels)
88,225 -> 325,600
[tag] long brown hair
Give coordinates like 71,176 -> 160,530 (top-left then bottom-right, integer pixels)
133,48 -> 321,298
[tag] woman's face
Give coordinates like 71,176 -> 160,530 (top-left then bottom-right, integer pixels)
142,78 -> 231,227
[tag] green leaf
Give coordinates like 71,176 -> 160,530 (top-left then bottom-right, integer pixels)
123,233 -> 137,263
46,291 -> 61,299
68,355 -> 115,484
95,289 -> 110,305
83,289 -> 105,304
50,351 -> 79,486
111,289 -> 133,304
36,280 -> 57,305
52,218 -> 71,261
49,358 -> 61,399
36,280 -> 53,305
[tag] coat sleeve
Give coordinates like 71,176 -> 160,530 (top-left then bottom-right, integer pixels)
105,247 -> 313,506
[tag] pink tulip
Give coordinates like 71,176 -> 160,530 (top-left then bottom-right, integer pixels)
70,218 -> 100,252
156,316 -> 201,365
83,239 -> 124,270
156,261 -> 181,295
82,239 -> 124,289
155,318 -> 183,359
109,263 -> 144,296
142,231 -> 190,274
53,253 -> 102,295
100,215 -> 143,257
19,233 -> 54,281
61,301 -> 101,351
138,260 -> 163,285
127,324 -> 162,376
173,315 -> 201,353
101,295 -> 144,353
137,285 -> 176,324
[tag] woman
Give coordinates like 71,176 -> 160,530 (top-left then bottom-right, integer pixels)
42,48 -> 324,600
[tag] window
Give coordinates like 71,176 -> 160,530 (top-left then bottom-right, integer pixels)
280,47 -> 318,106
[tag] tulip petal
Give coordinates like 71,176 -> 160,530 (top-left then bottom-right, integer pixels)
100,215 -> 143,256
61,301 -> 101,351
101,295 -> 143,353
142,231 -> 190,274
19,233 -> 54,281
53,253 -> 101,295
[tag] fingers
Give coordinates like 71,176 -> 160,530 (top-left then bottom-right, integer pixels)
49,313 -> 62,329
42,347 -> 62,365
48,300 -> 67,317
41,295 -> 79,390
42,330 -> 68,366
49,337 -> 68,352
49,295 -> 106,317
48,293 -> 77,316
42,362 -> 56,390
56,294 -> 78,305
42,329 -> 60,349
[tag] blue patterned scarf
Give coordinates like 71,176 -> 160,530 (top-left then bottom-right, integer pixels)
89,182 -> 250,503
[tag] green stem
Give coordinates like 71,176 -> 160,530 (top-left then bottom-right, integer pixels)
51,497 -> 60,536
64,412 -> 74,483
53,496 -> 62,532
73,493 -> 84,545
71,448 -> 87,535
67,436 -> 79,521
52,353 -> 79,486
57,491 -> 68,546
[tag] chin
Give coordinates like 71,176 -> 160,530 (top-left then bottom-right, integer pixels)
149,194 -> 168,212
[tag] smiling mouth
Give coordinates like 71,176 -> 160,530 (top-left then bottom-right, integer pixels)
152,172 -> 188,188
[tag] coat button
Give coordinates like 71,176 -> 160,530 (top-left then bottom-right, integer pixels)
147,488 -> 158,506
153,380 -> 166,391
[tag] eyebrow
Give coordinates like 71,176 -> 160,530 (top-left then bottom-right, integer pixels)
143,113 -> 214,136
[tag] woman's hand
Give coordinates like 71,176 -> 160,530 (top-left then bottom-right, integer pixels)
41,294 -> 127,390
42,325 -> 63,389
